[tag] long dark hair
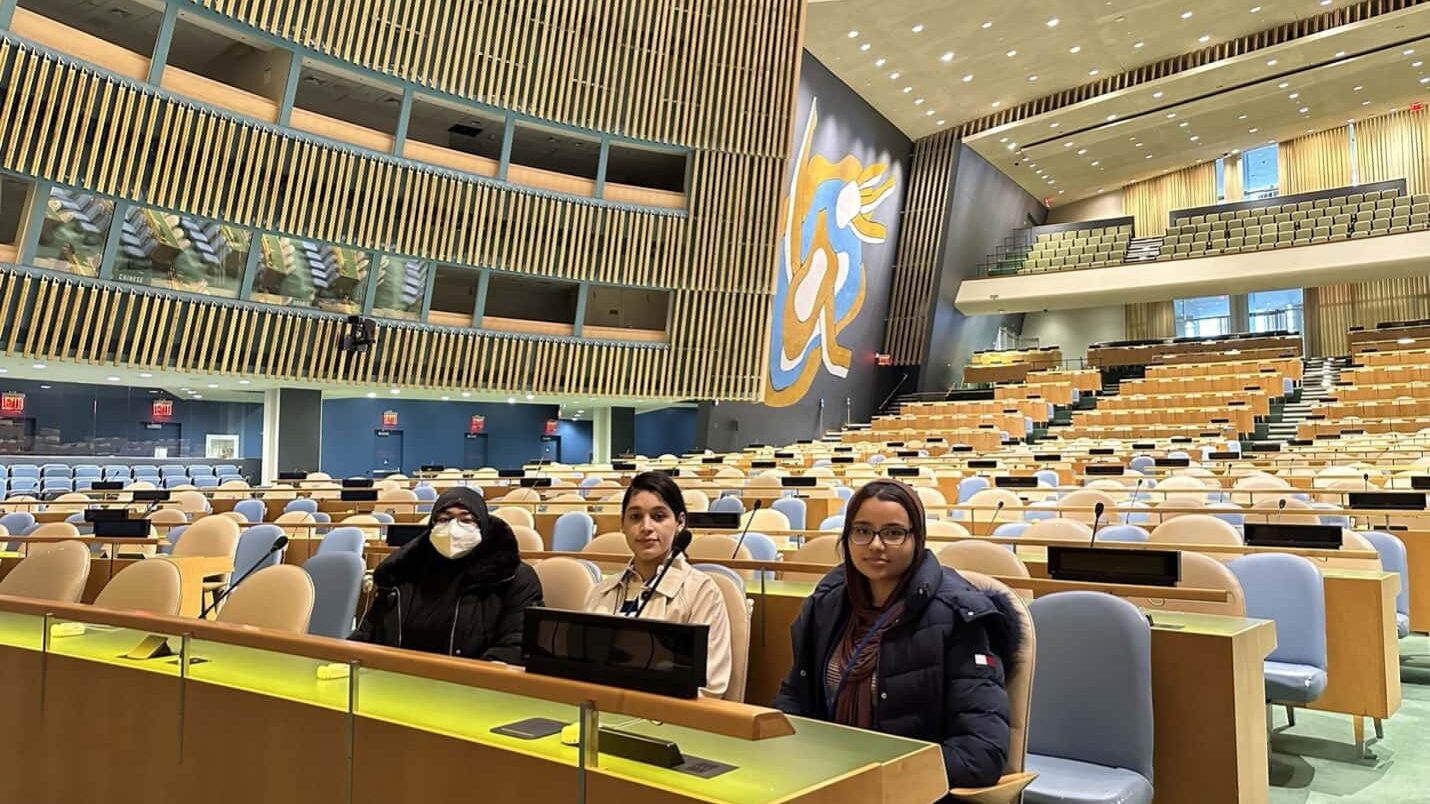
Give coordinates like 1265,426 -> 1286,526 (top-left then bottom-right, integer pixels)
622,470 -> 688,523
841,479 -> 928,562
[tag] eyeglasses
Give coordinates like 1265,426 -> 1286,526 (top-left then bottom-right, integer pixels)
849,525 -> 911,546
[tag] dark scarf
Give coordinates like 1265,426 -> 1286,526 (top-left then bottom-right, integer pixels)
827,564 -> 913,729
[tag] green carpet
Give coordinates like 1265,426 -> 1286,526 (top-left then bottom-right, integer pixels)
1269,635 -> 1430,802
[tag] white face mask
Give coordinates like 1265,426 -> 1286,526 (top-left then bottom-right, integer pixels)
430,520 -> 482,559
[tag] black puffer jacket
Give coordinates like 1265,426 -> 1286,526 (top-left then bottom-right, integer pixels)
349,487 -> 543,663
773,551 -> 1023,789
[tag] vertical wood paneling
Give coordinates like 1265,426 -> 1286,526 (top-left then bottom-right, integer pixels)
883,132 -> 957,365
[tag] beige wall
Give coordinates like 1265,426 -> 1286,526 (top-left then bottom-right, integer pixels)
207,45 -> 293,103
1046,191 -> 1124,224
1021,305 -> 1126,364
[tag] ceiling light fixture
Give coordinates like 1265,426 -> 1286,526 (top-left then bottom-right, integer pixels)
875,58 -> 887,67
1167,112 -> 1177,118
389,388 -> 399,394
461,392 -> 471,398
1289,92 -> 1300,99
1405,49 -> 1416,56
1028,75 -> 1038,81
1199,34 -> 1211,43
1267,59 -> 1278,66
926,110 -> 935,116
1046,18 -> 1060,27
1006,49 -> 1017,57
992,100 -> 1002,108
1077,148 -> 1088,155
941,51 -> 954,62
1250,5 -> 1262,12
1153,91 -> 1164,99
912,23 -> 924,32
365,392 -> 377,399
1069,45 -> 1081,53
1249,127 -> 1259,133
981,20 -> 993,29
1091,161 -> 1100,166
1190,135 -> 1200,141
890,71 -> 901,79
1180,10 -> 1193,19
1354,85 -> 1363,90
1362,99 -> 1372,105
1146,154 -> 1154,159
238,380 -> 250,385
106,376 -> 120,382
1239,114 -> 1248,119
859,43 -> 870,51
1049,122 -> 1060,128
139,372 -> 152,378
506,397 -> 516,404
936,119 -> 945,125
1179,121 -> 1189,127
31,363 -> 44,370
848,30 -> 859,38
1134,41 -> 1145,48
902,85 -> 913,93
1106,114 -> 1118,121
1299,106 -> 1309,113
1335,50 -> 1346,58
962,73 -> 974,82
915,97 -> 925,104
1414,61 -> 1424,68
1089,69 -> 1100,76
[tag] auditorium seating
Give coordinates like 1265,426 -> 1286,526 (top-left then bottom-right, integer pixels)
996,221 -> 1134,274
0,462 -> 246,496
965,348 -> 1064,384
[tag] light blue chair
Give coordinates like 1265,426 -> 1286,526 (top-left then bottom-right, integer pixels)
40,465 -> 70,478
552,511 -> 595,552
1,511 -> 36,550
958,476 -> 990,503
304,552 -> 366,639
192,476 -> 219,489
1122,503 -> 1152,526
771,497 -> 806,531
414,485 -> 439,502
103,465 -> 131,480
8,465 -> 38,479
213,464 -> 240,477
1025,592 -> 1155,804
833,486 -> 854,505
1129,456 -> 1155,474
74,478 -> 95,492
1096,524 -> 1150,543
1364,531 -> 1410,639
867,454 -> 886,465
218,475 -> 246,485
234,499 -> 267,523
579,476 -> 603,489
317,527 -> 367,556
818,515 -> 845,532
709,496 -> 744,515
372,512 -> 395,524
739,532 -> 780,562
131,465 -> 159,478
284,498 -> 319,515
8,478 -> 38,495
1025,500 -> 1058,521
576,558 -> 603,584
160,524 -> 189,555
1227,553 -> 1328,727
230,525 -> 287,589
73,465 -> 101,480
1035,469 -> 1060,489
41,478 -> 73,494
1207,503 -> 1245,529
1167,451 -> 1190,462
1311,503 -> 1350,528
992,522 -> 1029,538
187,465 -> 215,477
159,466 -> 187,479
162,477 -> 190,489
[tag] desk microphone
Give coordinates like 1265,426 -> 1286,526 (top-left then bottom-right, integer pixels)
1363,472 -> 1371,491
731,498 -> 762,558
1088,502 -> 1106,548
987,500 -> 1005,531
198,534 -> 289,619
1130,477 -> 1145,505
634,529 -> 692,618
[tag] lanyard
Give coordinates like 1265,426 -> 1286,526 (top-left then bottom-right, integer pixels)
828,605 -> 900,716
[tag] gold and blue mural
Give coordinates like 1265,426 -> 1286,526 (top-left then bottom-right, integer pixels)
765,99 -> 897,408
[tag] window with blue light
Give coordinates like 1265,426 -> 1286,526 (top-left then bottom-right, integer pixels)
1248,288 -> 1303,334
1173,296 -> 1232,338
1241,144 -> 1279,199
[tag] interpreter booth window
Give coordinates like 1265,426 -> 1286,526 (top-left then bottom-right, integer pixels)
1241,144 -> 1279,200
428,264 -> 479,327
1249,289 -> 1303,335
370,256 -> 428,321
1174,296 -> 1232,339
113,206 -> 250,298
34,187 -> 114,276
250,235 -> 370,313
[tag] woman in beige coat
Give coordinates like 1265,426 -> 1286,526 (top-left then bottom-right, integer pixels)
584,471 -> 732,698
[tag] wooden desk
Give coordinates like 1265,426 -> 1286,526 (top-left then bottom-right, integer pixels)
165,555 -> 235,617
0,597 -> 948,804
1307,569 -> 1402,744
745,580 -> 1275,804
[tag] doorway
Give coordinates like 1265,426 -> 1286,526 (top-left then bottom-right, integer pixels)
374,429 -> 404,474
539,435 -> 562,464
463,433 -> 488,469
137,422 -> 183,457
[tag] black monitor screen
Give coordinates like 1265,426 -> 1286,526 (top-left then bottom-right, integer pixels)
1048,546 -> 1180,587
93,518 -> 152,539
832,456 -> 855,464
1085,465 -> 1124,476
1089,448 -> 1115,456
774,452 -> 796,459
386,524 -> 427,547
686,511 -> 740,530
524,608 -> 708,699
896,450 -> 920,458
89,481 -> 123,491
950,445 -> 974,453
1169,437 -> 1193,444
781,476 -> 817,488
84,508 -> 132,523
342,478 -> 374,488
498,469 -> 525,478
277,471 -> 307,481
1348,492 -> 1426,511
967,459 -> 998,469
702,457 -> 726,465
1243,523 -> 1342,549
1132,443 -> 1157,450
995,475 -> 1039,488
341,489 -> 378,502
519,477 -> 553,488
612,461 -> 637,471
1412,476 -> 1430,491
885,441 -> 905,448
834,446 -> 855,453
751,460 -> 777,469
132,490 -> 171,502
886,467 -> 919,478
1033,453 -> 1062,462
419,465 -> 445,473
1208,451 -> 1240,460
1155,457 -> 1191,468
1251,442 -> 1283,452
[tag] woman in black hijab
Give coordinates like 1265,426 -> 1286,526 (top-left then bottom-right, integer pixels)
350,487 -> 543,662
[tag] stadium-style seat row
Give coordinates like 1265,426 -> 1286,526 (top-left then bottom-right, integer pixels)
0,463 -> 245,493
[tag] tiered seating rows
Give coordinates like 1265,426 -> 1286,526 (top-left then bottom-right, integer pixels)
0,463 -> 244,494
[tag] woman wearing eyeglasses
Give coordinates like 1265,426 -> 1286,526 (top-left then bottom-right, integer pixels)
773,479 -> 1025,791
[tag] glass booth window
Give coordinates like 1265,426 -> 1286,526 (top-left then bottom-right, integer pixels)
34,187 -> 115,276
114,206 -> 250,298
1174,295 -> 1232,338
1249,288 -> 1303,334
370,256 -> 429,321
1241,144 -> 1279,200
251,235 -> 370,313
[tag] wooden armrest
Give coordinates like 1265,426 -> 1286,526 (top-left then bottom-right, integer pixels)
949,772 -> 1038,804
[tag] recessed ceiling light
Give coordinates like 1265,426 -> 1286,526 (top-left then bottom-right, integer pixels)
1077,148 -> 1088,155
1136,142 -> 1144,147
507,397 -> 516,404
1362,99 -> 1372,105
1405,49 -> 1415,56
1134,41 -> 1145,48
941,51 -> 954,62
1239,114 -> 1248,119
1267,59 -> 1278,66
1006,49 -> 1017,57
1414,61 -> 1424,68
0,368 -> 7,374
1046,18 -> 1060,27
39,384 -> 50,390
1167,112 -> 1177,118
1179,121 -> 1188,127
440,396 -> 450,401
992,100 -> 1002,108
365,392 -> 377,399
1035,169 -> 1044,175
238,379 -> 250,385
389,388 -> 399,394
1028,75 -> 1038,81
1106,114 -> 1118,121
1199,34 -> 1211,43
859,43 -> 871,51
1421,77 -> 1430,84
890,71 -> 901,79
1320,0 -> 1331,5
139,372 -> 152,378
1049,122 -> 1060,128
191,395 -> 202,400
31,363 -> 44,370
912,23 -> 924,33
1232,149 -> 1241,155
875,58 -> 887,67
525,393 -> 534,400
461,392 -> 471,398
1064,142 -> 1074,147
1335,51 -> 1347,58
981,20 -> 993,29
1250,5 -> 1262,12
1153,91 -> 1165,99
1180,10 -> 1193,19
1146,154 -> 1154,159
926,110 -> 935,116
1249,127 -> 1259,133
1190,135 -> 1200,141
1354,85 -> 1363,91
902,86 -> 912,93
1091,161 -> 1101,166
914,97 -> 924,104
1299,106 -> 1309,113
1069,45 -> 1081,54
1089,69 -> 1100,76
962,73 -> 974,82
106,376 -> 120,382
999,137 -> 1008,143
848,30 -> 859,38
1278,82 -> 1290,89
936,119 -> 945,125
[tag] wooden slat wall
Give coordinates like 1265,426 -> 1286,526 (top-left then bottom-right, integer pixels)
882,131 -> 958,366
193,0 -> 802,156
0,5 -> 806,402
1305,278 -> 1430,357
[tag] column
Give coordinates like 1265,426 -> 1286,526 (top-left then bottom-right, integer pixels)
610,407 -> 636,458
592,408 -> 612,465
261,388 -> 324,482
